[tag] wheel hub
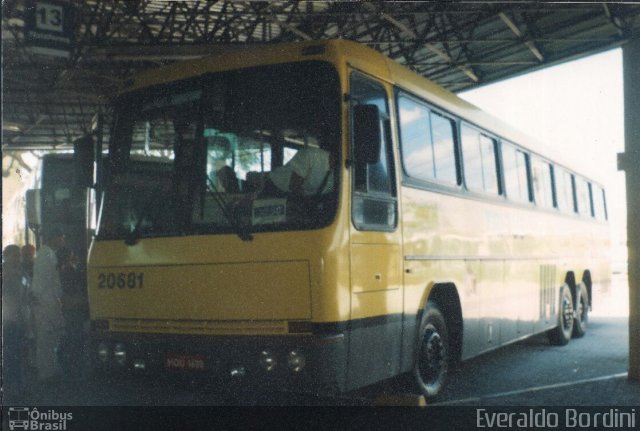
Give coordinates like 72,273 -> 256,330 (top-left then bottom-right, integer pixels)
418,327 -> 445,385
562,296 -> 574,329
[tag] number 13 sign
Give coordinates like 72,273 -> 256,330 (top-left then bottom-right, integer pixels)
25,0 -> 74,58
35,2 -> 65,32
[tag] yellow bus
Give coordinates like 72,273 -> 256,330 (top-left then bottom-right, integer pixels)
85,39 -> 610,398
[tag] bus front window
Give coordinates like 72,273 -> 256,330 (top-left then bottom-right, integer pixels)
98,62 -> 340,240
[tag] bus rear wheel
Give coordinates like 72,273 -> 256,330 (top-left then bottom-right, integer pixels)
572,283 -> 589,338
414,302 -> 449,399
547,285 -> 574,346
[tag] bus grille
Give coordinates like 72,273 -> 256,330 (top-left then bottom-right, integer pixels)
108,319 -> 289,335
539,264 -> 557,322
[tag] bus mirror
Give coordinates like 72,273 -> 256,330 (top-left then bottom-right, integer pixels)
26,189 -> 41,228
74,134 -> 95,188
353,104 -> 382,165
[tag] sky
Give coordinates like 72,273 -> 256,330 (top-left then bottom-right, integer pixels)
458,49 -> 627,255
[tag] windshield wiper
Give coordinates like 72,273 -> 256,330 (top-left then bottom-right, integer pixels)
205,176 -> 253,242
123,179 -> 253,244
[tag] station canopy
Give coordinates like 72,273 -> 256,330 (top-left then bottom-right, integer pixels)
3,1 -> 640,152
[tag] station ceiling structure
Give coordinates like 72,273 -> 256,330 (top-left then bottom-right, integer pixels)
3,1 -> 640,152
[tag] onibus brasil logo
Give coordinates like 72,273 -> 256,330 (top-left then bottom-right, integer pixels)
7,407 -> 73,430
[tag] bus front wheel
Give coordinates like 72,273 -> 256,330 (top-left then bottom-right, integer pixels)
547,286 -> 574,346
414,302 -> 449,399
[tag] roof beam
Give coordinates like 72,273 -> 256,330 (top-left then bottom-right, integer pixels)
263,3 -> 312,41
364,3 -> 479,82
90,43 -> 260,61
603,4 -> 629,38
499,11 -> 544,62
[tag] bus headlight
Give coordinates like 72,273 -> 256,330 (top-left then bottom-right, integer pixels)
259,350 -> 278,372
97,343 -> 110,363
113,343 -> 127,366
286,350 -> 306,373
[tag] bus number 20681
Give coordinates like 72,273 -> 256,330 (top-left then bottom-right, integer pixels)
98,272 -> 144,289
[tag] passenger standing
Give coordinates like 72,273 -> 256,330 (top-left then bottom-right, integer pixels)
31,228 -> 65,382
20,243 -> 37,386
2,245 -> 28,393
57,247 -> 87,375
21,244 -> 35,282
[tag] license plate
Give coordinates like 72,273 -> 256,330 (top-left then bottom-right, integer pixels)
165,353 -> 206,371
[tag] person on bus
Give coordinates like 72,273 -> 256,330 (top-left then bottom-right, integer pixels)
31,227 -> 65,382
2,244 -> 28,394
207,136 -> 239,193
266,145 -> 333,196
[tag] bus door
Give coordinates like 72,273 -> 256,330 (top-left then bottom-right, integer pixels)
347,71 -> 403,388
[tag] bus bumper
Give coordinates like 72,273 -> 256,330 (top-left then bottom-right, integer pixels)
90,330 -> 347,395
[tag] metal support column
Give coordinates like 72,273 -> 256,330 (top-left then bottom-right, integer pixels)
622,36 -> 640,382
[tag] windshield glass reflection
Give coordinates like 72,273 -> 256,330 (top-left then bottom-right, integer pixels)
98,61 -> 340,240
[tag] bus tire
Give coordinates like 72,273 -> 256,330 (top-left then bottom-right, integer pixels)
547,285 -> 574,346
414,301 -> 449,399
572,283 -> 589,338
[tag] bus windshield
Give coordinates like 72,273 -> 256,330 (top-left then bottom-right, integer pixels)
98,61 -> 341,240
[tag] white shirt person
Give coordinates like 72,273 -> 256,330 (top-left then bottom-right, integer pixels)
31,229 -> 65,382
268,146 -> 333,196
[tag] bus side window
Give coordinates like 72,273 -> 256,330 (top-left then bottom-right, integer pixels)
350,72 -> 397,231
430,112 -> 457,184
461,124 -> 499,194
502,142 -> 530,202
601,188 -> 608,220
575,176 -> 591,217
554,167 -> 574,213
398,95 -> 434,180
587,182 -> 596,218
531,157 -> 555,209
397,94 -> 458,186
594,184 -> 605,220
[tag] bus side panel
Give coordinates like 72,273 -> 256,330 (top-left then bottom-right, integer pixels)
502,260 -> 538,340
400,187 -> 485,361
346,240 -> 404,390
400,185 -> 599,360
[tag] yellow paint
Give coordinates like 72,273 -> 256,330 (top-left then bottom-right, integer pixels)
374,393 -> 427,407
351,244 -> 401,293
89,260 -> 311,321
88,227 -> 350,326
90,39 -> 611,352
